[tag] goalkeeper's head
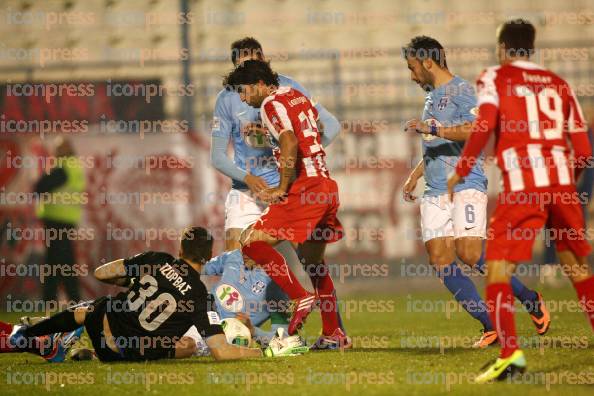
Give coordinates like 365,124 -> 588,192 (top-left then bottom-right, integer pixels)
179,226 -> 214,268
224,60 -> 279,107
402,35 -> 448,92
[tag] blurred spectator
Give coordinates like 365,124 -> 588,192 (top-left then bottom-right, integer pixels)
34,137 -> 86,302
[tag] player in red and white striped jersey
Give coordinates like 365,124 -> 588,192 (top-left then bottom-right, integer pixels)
448,19 -> 594,382
224,60 -> 349,348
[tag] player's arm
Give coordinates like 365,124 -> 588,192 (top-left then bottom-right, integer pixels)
403,158 -> 424,202
210,94 -> 268,192
565,86 -> 593,181
277,130 -> 298,192
94,259 -> 130,287
206,334 -> 263,360
260,100 -> 298,202
405,119 -> 475,142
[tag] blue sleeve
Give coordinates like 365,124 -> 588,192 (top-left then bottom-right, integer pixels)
212,92 -> 233,139
317,105 -> 340,147
210,135 -> 248,182
203,254 -> 226,276
452,83 -> 478,124
210,92 -> 249,182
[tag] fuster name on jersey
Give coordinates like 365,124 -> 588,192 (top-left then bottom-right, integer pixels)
421,76 -> 488,196
212,74 -> 316,190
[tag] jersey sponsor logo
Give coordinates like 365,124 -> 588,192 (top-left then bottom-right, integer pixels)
216,283 -> 244,312
251,280 -> 265,294
207,311 -> 221,325
437,96 -> 449,110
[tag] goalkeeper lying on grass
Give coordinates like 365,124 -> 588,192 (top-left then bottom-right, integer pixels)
9,227 -> 307,362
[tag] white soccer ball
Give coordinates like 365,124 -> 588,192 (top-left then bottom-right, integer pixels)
221,317 -> 251,347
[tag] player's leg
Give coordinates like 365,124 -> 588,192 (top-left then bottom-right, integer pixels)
551,198 -> 594,330
421,194 -> 493,340
476,197 -> 547,382
298,241 -> 350,348
475,258 -> 527,383
224,188 -> 263,251
453,189 -> 545,333
226,189 -> 303,271
455,236 -> 544,325
557,250 -> 594,331
19,303 -> 88,337
242,228 -> 311,300
9,304 -> 87,362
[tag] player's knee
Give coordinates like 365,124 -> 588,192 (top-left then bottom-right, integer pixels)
429,253 -> 454,268
427,247 -> 455,267
457,249 -> 482,267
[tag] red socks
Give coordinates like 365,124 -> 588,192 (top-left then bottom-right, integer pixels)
573,276 -> 594,331
242,241 -> 309,300
486,283 -> 518,358
307,262 -> 340,335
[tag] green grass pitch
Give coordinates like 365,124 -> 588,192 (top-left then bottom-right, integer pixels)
1,287 -> 593,395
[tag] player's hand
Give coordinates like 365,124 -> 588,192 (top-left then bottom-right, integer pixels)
403,175 -> 419,202
447,173 -> 463,202
264,328 -> 309,357
259,187 -> 287,205
404,119 -> 430,134
245,173 -> 269,195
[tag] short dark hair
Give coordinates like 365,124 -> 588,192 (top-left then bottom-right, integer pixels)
497,19 -> 536,57
402,36 -> 447,69
224,60 -> 279,89
230,36 -> 263,65
180,226 -> 213,264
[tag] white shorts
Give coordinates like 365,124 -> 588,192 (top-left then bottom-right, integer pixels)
224,188 -> 268,231
420,189 -> 487,243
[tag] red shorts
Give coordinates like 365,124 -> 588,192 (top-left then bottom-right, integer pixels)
253,176 -> 343,244
486,188 -> 592,262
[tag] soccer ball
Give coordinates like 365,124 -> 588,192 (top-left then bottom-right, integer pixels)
221,318 -> 251,347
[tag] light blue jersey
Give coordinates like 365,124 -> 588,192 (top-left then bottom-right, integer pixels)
212,75 -> 315,190
421,76 -> 487,196
203,249 -> 288,328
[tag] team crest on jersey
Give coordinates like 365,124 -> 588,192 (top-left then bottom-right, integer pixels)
216,283 -> 244,312
251,280 -> 265,294
437,96 -> 449,110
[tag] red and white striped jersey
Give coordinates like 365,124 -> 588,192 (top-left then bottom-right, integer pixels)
456,60 -> 591,192
260,86 -> 330,179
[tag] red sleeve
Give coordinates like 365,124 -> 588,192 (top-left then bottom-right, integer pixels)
570,130 -> 592,181
261,99 -> 292,140
566,86 -> 591,180
455,103 -> 497,177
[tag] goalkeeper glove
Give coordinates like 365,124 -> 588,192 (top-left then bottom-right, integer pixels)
264,328 -> 309,357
